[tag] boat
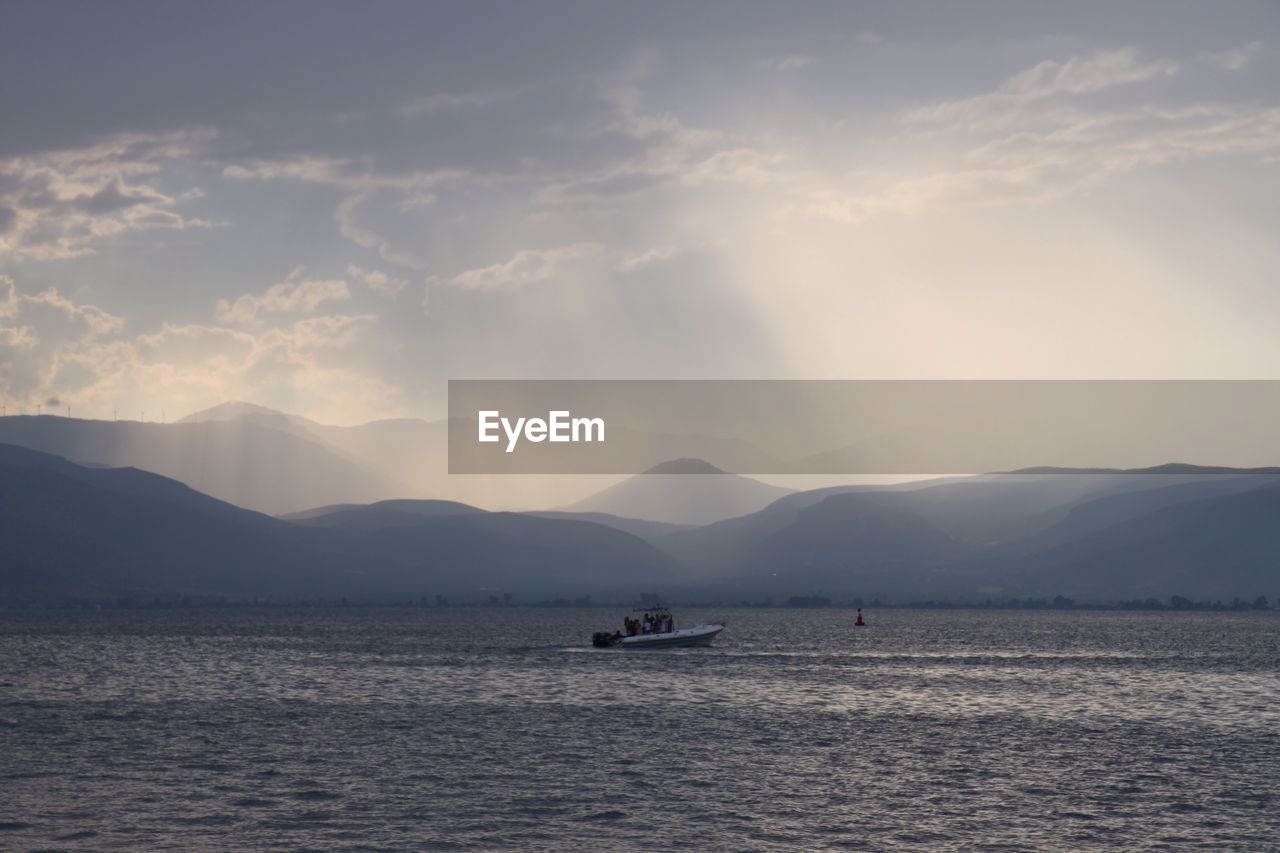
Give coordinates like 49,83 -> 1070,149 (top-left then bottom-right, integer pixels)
592,608 -> 724,649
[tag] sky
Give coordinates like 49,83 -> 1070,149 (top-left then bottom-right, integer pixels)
3,0 -> 1280,425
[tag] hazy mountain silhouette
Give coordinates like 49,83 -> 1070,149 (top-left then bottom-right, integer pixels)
643,458 -> 729,475
940,475 -> 1280,600
521,511 -> 693,540
6,436 -> 1278,604
0,414 -> 405,515
282,494 -> 481,522
177,400 -> 316,435
0,444 -> 679,603
180,403 -> 605,511
739,493 -> 971,598
656,473 -> 1112,574
162,402 -> 798,515
291,499 -> 690,541
658,467 -> 1280,601
565,458 -> 792,524
184,403 -> 448,492
284,499 -> 487,529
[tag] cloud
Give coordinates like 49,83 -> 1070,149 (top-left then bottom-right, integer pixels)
346,263 -> 407,295
903,49 -> 1178,129
10,31 -> 1279,423
0,130 -> 215,260
803,103 -> 1280,223
399,89 -> 518,118
1201,41 -> 1264,72
761,55 -> 816,72
220,156 -> 468,200
222,156 -> 414,189
23,286 -> 125,336
451,243 -> 600,289
215,268 -> 350,324
75,179 -> 171,215
525,49 -> 789,208
223,157 -> 466,268
615,246 -> 677,272
798,49 -> 1280,224
1,274 -> 124,337
335,192 -> 428,270
2,272 -> 389,422
1,274 -> 129,407
264,313 -> 376,351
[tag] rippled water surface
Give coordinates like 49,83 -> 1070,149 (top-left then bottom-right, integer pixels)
2,608 -> 1278,849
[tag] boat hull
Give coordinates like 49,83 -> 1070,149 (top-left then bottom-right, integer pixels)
618,624 -> 724,649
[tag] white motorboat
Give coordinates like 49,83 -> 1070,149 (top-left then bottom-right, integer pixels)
593,608 -> 724,648
619,623 -> 724,648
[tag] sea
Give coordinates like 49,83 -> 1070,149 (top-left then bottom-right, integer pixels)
2,607 -> 1277,850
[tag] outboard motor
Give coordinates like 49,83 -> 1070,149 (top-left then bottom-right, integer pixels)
592,632 -> 619,648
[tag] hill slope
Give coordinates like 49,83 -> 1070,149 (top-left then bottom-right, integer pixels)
658,468 -> 1280,601
566,458 -> 792,524
0,444 -> 679,603
943,478 -> 1280,601
0,415 -> 405,515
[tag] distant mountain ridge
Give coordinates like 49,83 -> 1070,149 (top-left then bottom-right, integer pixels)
655,468 -> 1280,602
565,458 -> 792,524
5,404 -> 765,517
0,415 -> 404,515
6,400 -> 1280,605
178,404 -> 600,512
1003,463 -> 1280,475
642,458 -> 729,475
177,400 -> 316,433
283,499 -> 484,522
0,444 -> 678,603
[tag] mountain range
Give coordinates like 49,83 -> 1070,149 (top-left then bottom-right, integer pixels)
0,443 -> 677,603
0,412 -> 402,516
0,405 -> 789,521
653,468 -> 1280,601
561,458 -> 792,525
2,401 -> 1278,605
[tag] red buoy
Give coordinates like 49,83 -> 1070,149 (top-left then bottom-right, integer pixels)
854,607 -> 866,627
